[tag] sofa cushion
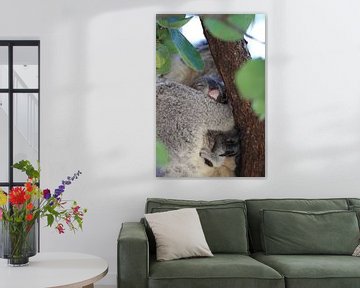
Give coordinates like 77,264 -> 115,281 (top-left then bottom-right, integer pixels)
149,254 -> 284,288
349,205 -> 360,228
252,252 -> 360,288
146,198 -> 249,254
145,208 -> 213,261
246,198 -> 349,252
347,198 -> 360,207
261,209 -> 359,255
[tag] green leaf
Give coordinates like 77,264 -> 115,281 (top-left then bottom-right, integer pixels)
47,214 -> 54,227
203,18 -> 242,41
157,16 -> 193,29
156,25 -> 168,41
46,205 -> 60,217
156,141 -> 169,167
156,27 -> 177,55
235,58 -> 265,120
156,44 -> 171,75
252,99 -> 265,120
13,160 -> 40,180
169,29 -> 204,71
227,14 -> 255,34
163,37 -> 178,55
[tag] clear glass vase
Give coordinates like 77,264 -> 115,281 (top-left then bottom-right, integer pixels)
0,220 -> 37,266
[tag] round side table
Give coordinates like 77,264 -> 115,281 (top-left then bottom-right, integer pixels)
0,252 -> 108,288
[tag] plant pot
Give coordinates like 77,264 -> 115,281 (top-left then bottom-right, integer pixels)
0,220 -> 37,266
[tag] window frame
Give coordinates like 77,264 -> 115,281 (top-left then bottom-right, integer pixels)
0,40 -> 40,190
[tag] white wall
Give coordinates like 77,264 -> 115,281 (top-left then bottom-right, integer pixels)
1,0 -> 360,285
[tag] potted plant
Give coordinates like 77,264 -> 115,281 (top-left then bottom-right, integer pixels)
0,160 -> 87,266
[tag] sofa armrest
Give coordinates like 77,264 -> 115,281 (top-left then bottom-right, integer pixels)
118,222 -> 149,288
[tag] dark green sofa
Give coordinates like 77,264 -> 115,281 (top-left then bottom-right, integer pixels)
118,198 -> 360,288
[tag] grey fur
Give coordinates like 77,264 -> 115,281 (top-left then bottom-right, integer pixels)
156,79 -> 235,177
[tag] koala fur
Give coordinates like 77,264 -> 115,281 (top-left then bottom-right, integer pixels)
156,79 -> 235,177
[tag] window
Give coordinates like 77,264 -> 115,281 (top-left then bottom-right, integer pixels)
0,40 -> 40,190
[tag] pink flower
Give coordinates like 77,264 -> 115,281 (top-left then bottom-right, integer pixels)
0,208 -> 3,220
72,205 -> 80,215
56,223 -> 65,234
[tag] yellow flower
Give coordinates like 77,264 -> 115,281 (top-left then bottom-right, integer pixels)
0,190 -> 7,206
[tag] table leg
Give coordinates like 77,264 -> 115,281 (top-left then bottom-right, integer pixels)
82,284 -> 94,288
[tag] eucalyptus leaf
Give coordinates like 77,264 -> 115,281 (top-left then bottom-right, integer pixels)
252,99 -> 265,120
169,29 -> 204,71
157,16 -> 193,29
157,25 -> 169,41
235,58 -> 265,119
203,18 -> 242,41
156,44 -> 171,75
156,141 -> 169,167
163,37 -> 178,55
227,14 -> 255,34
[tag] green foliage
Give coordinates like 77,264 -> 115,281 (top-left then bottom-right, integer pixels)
156,140 -> 169,167
12,160 -> 40,180
157,15 -> 193,29
156,44 -> 171,75
156,15 -> 204,75
203,14 -> 255,42
203,18 -> 242,41
169,29 -> 204,71
235,58 -> 265,120
47,214 -> 54,227
227,14 -> 255,34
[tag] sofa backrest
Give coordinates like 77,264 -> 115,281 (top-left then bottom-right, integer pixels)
245,198 -> 349,252
145,198 -> 249,254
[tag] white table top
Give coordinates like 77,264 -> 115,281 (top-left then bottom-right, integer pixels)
0,252 -> 108,288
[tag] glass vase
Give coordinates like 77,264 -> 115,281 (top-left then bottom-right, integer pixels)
0,220 -> 37,266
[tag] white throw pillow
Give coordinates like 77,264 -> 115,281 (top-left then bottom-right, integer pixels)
145,208 -> 213,261
353,244 -> 360,256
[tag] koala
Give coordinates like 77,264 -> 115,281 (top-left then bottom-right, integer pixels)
191,75 -> 227,104
200,128 -> 240,168
156,79 -> 235,177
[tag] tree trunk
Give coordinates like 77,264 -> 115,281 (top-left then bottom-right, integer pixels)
202,24 -> 265,177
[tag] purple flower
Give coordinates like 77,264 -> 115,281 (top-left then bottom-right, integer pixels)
54,170 -> 82,199
43,189 -> 51,200
54,189 -> 63,198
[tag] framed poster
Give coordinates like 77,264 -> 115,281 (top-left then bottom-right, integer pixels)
156,14 -> 265,177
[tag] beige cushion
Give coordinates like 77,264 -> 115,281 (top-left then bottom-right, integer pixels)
353,244 -> 360,256
145,208 -> 213,261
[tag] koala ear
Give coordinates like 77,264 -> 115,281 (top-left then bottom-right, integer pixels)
208,89 -> 220,101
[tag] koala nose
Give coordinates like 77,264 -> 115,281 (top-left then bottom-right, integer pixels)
219,95 -> 228,104
204,158 -> 214,167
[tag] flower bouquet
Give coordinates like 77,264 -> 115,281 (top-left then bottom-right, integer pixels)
0,160 -> 87,266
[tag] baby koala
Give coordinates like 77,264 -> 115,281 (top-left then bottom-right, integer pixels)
200,128 -> 241,168
191,75 -> 228,104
